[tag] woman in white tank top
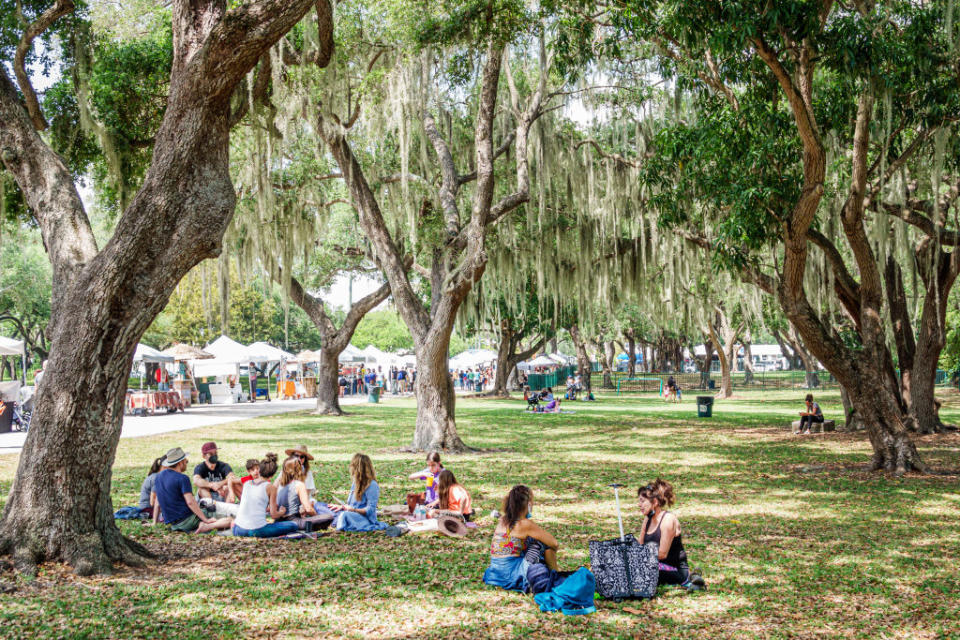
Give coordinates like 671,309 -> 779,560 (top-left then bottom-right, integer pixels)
231,453 -> 299,538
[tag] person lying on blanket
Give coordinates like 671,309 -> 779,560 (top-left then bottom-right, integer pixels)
427,470 -> 474,521
538,388 -> 561,413
152,447 -> 233,533
637,478 -> 706,591
329,453 -> 389,531
232,453 -> 299,538
482,485 -> 571,593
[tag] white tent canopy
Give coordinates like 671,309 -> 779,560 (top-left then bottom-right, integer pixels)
548,353 -> 574,365
248,341 -> 295,363
0,336 -> 25,356
338,344 -> 364,363
449,348 -> 497,370
360,345 -> 396,366
133,343 -> 174,363
525,355 -> 558,368
193,336 -> 265,378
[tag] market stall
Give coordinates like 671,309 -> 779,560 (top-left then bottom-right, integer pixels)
161,343 -> 214,405
0,336 -> 26,433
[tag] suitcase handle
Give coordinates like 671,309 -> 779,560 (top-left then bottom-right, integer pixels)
610,484 -> 626,541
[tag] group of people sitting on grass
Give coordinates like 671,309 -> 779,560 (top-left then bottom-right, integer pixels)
483,478 -> 706,595
524,387 -> 562,412
139,445 -> 474,538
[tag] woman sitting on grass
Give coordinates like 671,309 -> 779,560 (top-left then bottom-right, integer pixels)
138,455 -> 166,517
637,479 -> 705,591
279,456 -> 315,517
540,388 -> 560,413
232,453 -> 298,538
428,469 -> 474,520
330,453 -> 388,531
483,485 -> 569,593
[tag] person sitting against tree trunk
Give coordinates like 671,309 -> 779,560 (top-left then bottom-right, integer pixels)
232,453 -> 299,538
330,453 -> 389,531
483,485 -> 570,594
796,393 -> 824,435
428,469 -> 474,520
151,447 -> 233,533
193,441 -> 238,502
637,479 -> 705,591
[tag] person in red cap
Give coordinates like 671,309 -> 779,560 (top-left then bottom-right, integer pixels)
193,441 -> 238,503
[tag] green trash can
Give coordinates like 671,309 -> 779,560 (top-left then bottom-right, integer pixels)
368,385 -> 382,403
696,395 -> 714,417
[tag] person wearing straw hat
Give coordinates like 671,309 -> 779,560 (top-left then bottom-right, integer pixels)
275,445 -> 316,498
151,447 -> 233,533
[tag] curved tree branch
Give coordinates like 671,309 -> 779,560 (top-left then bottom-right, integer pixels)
14,0 -> 75,131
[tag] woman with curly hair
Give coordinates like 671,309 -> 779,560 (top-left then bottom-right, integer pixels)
637,478 -> 706,591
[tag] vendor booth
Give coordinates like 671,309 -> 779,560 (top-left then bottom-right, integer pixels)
0,336 -> 26,433
129,344 -> 182,415
191,336 -> 268,404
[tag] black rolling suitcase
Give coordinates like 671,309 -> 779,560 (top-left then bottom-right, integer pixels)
589,483 -> 659,600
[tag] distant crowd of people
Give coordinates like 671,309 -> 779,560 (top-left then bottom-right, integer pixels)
337,365 -> 417,397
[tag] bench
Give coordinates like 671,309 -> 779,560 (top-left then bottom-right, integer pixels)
789,419 -> 836,433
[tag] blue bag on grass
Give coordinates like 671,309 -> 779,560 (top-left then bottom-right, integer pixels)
533,567 -> 597,616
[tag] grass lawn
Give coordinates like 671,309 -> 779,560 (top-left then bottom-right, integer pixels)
1,389 -> 959,639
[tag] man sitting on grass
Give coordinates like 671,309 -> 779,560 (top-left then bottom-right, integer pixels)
152,447 -> 233,533
193,441 -> 238,502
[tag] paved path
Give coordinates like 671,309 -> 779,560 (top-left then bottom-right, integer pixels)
0,395 -> 374,453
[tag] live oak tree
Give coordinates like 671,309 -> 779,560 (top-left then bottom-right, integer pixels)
293,4 -> 564,451
569,0 -> 960,472
0,0 -> 329,574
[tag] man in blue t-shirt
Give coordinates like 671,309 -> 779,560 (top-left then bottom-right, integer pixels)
151,447 -> 233,533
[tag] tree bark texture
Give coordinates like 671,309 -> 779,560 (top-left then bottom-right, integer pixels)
624,329 -> 636,377
490,321 -> 544,397
568,325 -> 592,392
0,0 -> 321,574
698,339 -> 714,389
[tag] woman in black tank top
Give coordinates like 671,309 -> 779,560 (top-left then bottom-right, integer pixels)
638,479 -> 706,591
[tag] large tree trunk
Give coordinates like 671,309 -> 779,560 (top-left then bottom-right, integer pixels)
706,309 -> 739,399
569,325 -> 592,392
839,385 -> 864,431
0,0 -> 320,574
886,247 -> 960,434
284,274 -> 392,417
625,329 -> 636,377
599,339 -> 616,388
490,327 -> 544,398
491,321 -> 515,398
315,347 -> 344,415
742,330 -> 755,384
412,334 -> 463,451
698,339 -> 714,389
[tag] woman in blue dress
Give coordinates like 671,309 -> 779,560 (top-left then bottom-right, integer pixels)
330,453 -> 388,531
